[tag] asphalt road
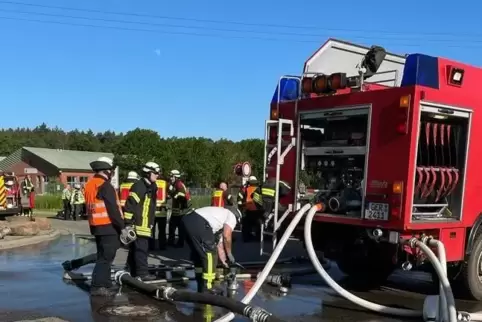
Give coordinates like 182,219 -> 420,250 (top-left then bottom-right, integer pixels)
1,217 -> 482,321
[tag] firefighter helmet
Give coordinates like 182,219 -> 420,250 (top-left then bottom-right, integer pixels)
90,157 -> 115,171
73,183 -> 81,189
142,162 -> 161,175
170,170 -> 181,178
248,176 -> 258,183
127,171 -> 139,180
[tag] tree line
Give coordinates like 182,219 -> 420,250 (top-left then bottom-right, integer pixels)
0,123 -> 264,187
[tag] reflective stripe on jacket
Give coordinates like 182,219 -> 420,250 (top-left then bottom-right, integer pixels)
211,189 -> 224,207
85,177 -> 123,227
119,182 -> 134,206
156,179 -> 167,206
245,186 -> 258,210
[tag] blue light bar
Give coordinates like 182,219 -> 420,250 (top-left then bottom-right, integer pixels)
271,77 -> 300,103
401,54 -> 439,89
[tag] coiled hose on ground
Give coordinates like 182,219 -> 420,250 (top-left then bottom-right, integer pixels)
215,203 -> 482,322
114,271 -> 285,322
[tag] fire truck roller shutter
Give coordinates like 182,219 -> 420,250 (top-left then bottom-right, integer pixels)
0,177 -> 6,208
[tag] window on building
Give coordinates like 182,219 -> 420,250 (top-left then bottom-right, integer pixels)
79,176 -> 89,183
66,176 -> 77,187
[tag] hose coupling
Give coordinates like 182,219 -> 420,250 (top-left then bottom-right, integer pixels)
406,237 -> 418,248
244,306 -> 272,322
114,270 -> 130,285
265,274 -> 291,288
420,235 -> 430,245
157,286 -> 176,301
457,311 -> 471,321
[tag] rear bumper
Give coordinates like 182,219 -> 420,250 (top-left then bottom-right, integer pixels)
0,207 -> 21,216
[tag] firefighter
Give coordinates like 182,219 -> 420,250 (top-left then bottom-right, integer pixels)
84,156 -> 125,297
168,169 -> 191,248
21,175 -> 34,216
69,183 -> 85,221
180,205 -> 240,293
150,177 -> 168,250
239,176 -> 261,242
119,171 -> 139,210
61,184 -> 72,220
124,161 -> 160,281
211,182 -> 234,207
252,179 -> 292,222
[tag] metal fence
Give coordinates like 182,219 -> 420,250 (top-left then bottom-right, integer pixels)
41,185 -> 240,198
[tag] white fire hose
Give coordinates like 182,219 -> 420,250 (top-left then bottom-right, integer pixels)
215,204 -> 482,322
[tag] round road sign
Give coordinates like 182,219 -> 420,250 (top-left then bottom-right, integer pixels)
242,162 -> 251,177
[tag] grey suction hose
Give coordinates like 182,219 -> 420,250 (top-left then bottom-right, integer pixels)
114,271 -> 285,322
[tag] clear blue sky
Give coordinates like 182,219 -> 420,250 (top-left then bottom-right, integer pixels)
0,0 -> 480,141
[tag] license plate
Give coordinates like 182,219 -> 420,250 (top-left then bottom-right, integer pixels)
364,203 -> 389,220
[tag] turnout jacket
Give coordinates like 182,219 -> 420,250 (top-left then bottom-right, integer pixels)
123,178 -> 158,237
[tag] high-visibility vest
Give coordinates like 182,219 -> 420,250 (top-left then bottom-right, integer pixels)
211,189 -> 224,207
119,182 -> 134,207
245,186 -> 257,211
85,177 -> 123,227
156,179 -> 167,206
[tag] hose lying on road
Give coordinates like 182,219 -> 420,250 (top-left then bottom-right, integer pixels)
114,270 -> 285,322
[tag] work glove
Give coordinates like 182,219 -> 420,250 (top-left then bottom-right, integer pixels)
120,226 -> 137,245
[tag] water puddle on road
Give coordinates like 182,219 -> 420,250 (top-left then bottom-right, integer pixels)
1,235 -> 481,321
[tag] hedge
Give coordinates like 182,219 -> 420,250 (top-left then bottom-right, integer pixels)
35,194 -> 212,210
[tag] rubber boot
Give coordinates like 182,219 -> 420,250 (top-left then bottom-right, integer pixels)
62,260 -> 73,271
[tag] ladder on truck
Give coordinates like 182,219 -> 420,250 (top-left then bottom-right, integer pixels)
260,76 -> 299,256
260,119 -> 295,256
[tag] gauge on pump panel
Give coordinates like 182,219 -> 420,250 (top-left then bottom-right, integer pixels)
317,161 -> 322,166
330,160 -> 335,167
323,160 -> 328,166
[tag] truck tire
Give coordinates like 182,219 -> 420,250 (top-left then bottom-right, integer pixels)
458,232 -> 482,300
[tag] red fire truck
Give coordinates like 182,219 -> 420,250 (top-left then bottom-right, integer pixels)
263,38 -> 482,299
0,172 -> 22,217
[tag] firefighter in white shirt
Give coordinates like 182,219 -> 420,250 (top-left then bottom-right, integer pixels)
180,205 -> 240,293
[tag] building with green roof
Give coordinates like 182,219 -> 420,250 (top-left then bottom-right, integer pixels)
0,147 -> 114,194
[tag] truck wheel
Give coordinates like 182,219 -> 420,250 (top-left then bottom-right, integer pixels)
459,233 -> 482,300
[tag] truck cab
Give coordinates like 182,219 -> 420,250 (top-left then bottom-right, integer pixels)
263,38 -> 482,300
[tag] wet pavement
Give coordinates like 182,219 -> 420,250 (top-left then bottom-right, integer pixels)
2,234 -> 482,322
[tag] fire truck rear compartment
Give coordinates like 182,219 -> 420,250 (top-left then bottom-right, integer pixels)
298,106 -> 369,217
412,105 -> 470,222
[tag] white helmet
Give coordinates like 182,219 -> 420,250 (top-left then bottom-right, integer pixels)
90,156 -> 115,171
248,175 -> 258,182
74,183 -> 81,189
5,180 -> 13,185
142,162 -> 161,174
170,169 -> 181,178
127,171 -> 139,180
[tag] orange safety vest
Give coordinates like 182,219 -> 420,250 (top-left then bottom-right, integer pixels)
211,189 -> 224,207
245,186 -> 258,211
119,182 -> 134,207
85,177 -> 123,227
156,179 -> 167,206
